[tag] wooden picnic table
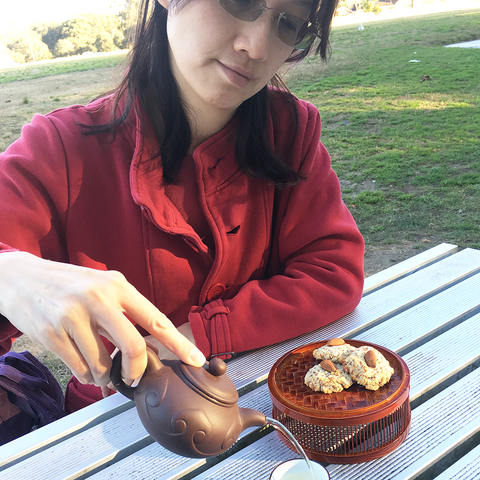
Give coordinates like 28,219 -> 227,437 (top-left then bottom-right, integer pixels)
0,242 -> 479,479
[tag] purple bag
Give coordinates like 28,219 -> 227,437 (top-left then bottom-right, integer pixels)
0,351 -> 66,445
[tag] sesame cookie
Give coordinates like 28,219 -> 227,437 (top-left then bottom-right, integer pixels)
304,362 -> 354,394
343,346 -> 394,391
313,342 -> 357,364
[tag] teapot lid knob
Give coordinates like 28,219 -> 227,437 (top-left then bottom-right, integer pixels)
208,357 -> 227,377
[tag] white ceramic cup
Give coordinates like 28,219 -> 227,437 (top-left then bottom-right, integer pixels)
270,459 -> 330,480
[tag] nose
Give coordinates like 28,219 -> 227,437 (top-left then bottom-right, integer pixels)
233,12 -> 275,60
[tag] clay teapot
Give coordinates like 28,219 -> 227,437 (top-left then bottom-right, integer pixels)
110,348 -> 266,458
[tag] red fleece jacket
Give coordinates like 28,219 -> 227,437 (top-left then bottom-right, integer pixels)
0,90 -> 364,411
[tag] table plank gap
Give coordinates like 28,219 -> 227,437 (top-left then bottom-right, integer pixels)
0,405 -> 150,480
363,243 -> 458,295
433,443 -> 480,480
0,394 -> 133,471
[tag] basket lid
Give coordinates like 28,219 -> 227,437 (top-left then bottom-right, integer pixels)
268,340 -> 410,426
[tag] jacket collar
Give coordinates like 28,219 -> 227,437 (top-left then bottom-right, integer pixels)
129,106 -> 240,235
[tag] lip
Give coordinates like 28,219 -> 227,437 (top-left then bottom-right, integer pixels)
218,61 -> 255,88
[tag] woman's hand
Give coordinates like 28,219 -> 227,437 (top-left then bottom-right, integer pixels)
0,251 -> 205,388
142,322 -> 195,361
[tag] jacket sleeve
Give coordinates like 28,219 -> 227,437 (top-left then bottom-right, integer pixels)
0,115 -> 71,353
189,99 -> 365,359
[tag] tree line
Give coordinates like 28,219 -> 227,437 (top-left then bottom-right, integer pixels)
1,1 -> 139,63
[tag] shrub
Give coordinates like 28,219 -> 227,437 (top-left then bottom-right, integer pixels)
362,1 -> 382,14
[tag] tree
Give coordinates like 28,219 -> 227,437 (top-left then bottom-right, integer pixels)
53,38 -> 76,58
4,29 -> 52,63
118,0 -> 140,47
94,31 -> 116,53
31,22 -> 64,53
0,39 -> 16,68
3,11 -> 130,62
53,13 -> 125,57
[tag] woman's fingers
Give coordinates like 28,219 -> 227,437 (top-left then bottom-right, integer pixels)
90,307 -> 148,382
69,323 -> 119,386
121,285 -> 205,367
41,328 -> 94,385
0,252 -> 204,389
101,385 -> 114,398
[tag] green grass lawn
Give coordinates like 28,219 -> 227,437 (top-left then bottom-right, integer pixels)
286,8 -> 480,250
0,51 -> 127,84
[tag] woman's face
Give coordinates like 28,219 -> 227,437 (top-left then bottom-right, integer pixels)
160,0 -> 311,121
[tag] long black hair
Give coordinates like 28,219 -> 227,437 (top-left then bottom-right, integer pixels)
86,0 -> 338,187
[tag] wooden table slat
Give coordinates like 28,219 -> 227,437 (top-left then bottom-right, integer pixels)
433,443 -> 480,480
0,405 -> 151,480
354,271 -> 480,356
363,243 -> 458,294
0,393 -> 132,470
191,431 -> 294,480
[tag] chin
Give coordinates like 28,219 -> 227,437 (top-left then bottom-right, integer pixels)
213,89 -> 255,109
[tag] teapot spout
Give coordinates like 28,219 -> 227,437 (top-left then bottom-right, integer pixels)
239,407 -> 266,431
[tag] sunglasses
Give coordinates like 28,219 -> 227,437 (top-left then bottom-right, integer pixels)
217,0 -> 317,49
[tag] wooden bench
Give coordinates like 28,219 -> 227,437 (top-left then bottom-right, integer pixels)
3,243 -> 479,480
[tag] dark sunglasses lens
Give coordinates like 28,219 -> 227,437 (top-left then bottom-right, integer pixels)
276,13 -> 309,47
218,0 -> 263,21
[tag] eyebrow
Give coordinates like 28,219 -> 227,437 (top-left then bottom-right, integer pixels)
288,0 -> 315,13
289,0 -> 315,15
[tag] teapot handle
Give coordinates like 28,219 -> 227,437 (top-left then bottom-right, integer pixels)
110,350 -> 136,400
110,347 -> 163,400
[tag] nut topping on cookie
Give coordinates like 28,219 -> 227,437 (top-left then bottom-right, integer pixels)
326,338 -> 345,346
365,350 -> 377,368
320,360 -> 338,373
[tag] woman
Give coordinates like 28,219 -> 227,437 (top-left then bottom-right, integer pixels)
0,0 -> 364,413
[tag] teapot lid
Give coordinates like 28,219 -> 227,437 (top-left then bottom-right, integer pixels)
179,358 -> 239,406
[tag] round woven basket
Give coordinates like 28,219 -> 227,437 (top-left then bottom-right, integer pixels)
268,340 -> 411,464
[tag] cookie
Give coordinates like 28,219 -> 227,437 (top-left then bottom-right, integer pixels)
343,346 -> 394,391
313,342 -> 357,364
304,362 -> 354,394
